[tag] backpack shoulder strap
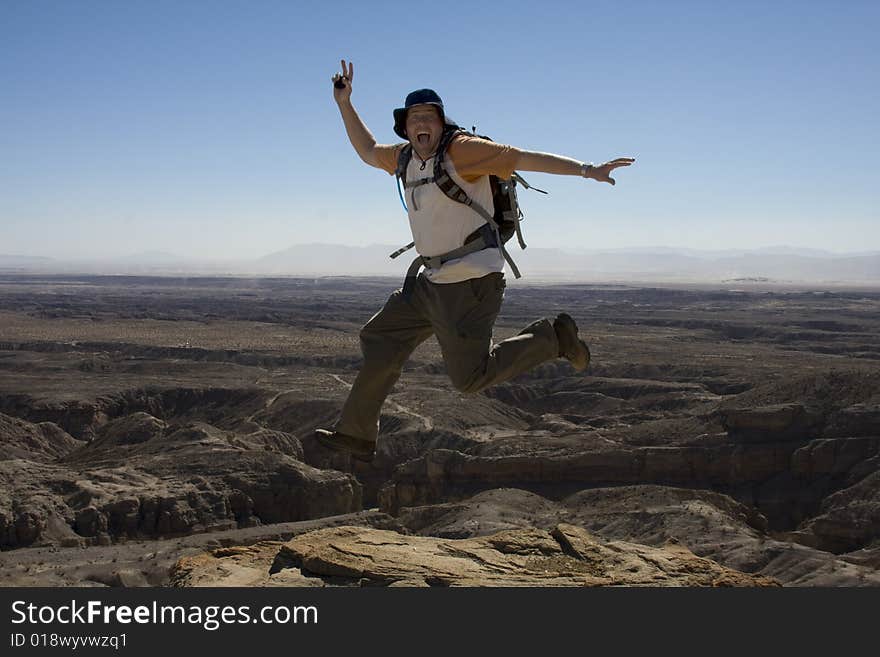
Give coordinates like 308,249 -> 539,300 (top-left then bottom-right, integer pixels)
433,130 -> 493,222
395,143 -> 413,180
390,143 -> 416,257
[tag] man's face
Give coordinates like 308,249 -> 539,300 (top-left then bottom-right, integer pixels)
405,104 -> 444,156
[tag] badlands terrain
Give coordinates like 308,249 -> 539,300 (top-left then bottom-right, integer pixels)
0,273 -> 878,586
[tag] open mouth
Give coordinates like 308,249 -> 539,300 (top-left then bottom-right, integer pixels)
417,132 -> 431,146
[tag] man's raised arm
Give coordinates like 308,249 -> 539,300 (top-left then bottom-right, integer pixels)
516,149 -> 635,186
332,59 -> 381,168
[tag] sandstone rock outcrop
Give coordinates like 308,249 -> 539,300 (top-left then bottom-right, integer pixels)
170,523 -> 780,587
0,413 -> 361,549
0,411 -> 83,462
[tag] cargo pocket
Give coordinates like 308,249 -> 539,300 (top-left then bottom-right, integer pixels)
457,274 -> 505,340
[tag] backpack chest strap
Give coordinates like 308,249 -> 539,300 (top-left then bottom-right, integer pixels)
403,177 -> 435,189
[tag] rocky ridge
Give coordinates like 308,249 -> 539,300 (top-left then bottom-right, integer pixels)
169,523 -> 779,587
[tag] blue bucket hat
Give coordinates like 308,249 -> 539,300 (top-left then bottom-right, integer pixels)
393,88 -> 458,140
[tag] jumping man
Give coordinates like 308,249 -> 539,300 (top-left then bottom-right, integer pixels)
316,59 -> 635,461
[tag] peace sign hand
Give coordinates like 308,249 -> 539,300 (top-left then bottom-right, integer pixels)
332,59 -> 354,103
590,157 -> 636,185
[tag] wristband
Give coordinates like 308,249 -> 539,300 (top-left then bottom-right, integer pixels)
580,162 -> 594,177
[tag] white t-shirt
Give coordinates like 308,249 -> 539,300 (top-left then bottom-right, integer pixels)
402,153 -> 504,283
374,134 -> 521,284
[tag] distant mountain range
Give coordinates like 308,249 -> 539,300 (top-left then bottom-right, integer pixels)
0,254 -> 54,266
2,246 -> 879,284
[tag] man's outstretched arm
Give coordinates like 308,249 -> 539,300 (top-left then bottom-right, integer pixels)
332,59 -> 381,168
516,149 -> 635,186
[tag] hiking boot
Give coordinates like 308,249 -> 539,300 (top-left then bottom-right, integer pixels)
553,313 -> 591,371
315,429 -> 376,462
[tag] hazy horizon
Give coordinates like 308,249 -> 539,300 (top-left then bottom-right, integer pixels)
3,243 -> 878,288
4,242 -> 880,263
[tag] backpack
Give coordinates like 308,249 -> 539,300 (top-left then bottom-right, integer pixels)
390,126 -> 546,292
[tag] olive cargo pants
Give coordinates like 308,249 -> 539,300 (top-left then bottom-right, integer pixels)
334,272 -> 560,444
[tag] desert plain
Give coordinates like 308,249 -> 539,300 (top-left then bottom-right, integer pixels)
0,273 -> 878,586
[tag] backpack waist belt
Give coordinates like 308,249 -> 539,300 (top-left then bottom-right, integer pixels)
399,222 -> 519,299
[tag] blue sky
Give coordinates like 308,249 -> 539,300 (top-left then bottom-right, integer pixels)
2,0 -> 878,260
